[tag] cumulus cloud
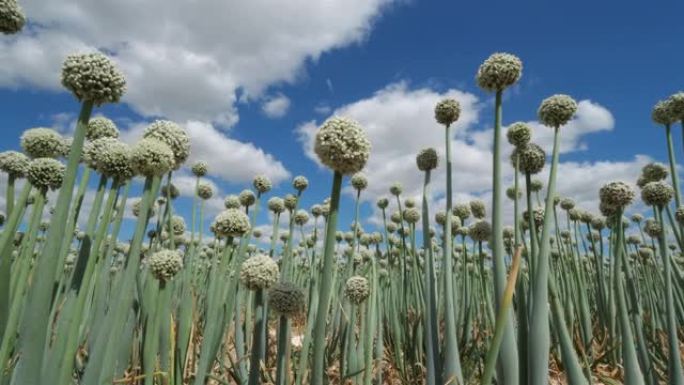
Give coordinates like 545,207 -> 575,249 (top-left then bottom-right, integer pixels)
261,94 -> 291,118
297,81 -> 652,228
119,120 -> 290,185
0,0 -> 397,125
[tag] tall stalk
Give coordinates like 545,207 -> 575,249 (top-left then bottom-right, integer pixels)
13,100 -> 93,385
311,171 -> 343,384
491,90 -> 519,384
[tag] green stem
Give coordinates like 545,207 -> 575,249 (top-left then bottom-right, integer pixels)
311,171 -> 343,384
14,100 -> 93,385
443,123 -> 464,385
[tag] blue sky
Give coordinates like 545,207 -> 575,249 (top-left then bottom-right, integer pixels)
1,0 -> 683,241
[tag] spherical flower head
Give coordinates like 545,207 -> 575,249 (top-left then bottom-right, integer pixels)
294,209 -> 310,226
643,218 -> 662,238
470,199 -> 486,219
0,151 -> 29,177
213,208 -> 250,238
532,207 -> 545,227
224,195 -> 240,209
641,162 -> 668,183
538,94 -> 577,128
267,197 -> 286,214
239,189 -> 256,206
253,229 -> 263,238
435,211 -> 446,226
652,99 -> 676,125
292,175 -> 309,192
506,186 -> 521,200
170,215 -> 186,235
560,198 -> 575,211
416,148 -> 438,171
191,161 -> 208,177
668,92 -> 684,121
148,249 -> 183,282
83,137 -> 120,169
599,181 -> 635,209
599,201 -> 618,218
452,203 -> 471,220
641,181 -> 674,207
314,116 -> 371,175
344,276 -> 370,304
506,122 -> 532,147
28,158 -> 65,191
130,138 -> 174,177
675,206 -> 684,225
0,0 -> 25,34
94,140 -> 134,180
369,198 -> 386,213
86,116 -> 119,140
311,204 -> 323,217
350,172 -> 368,191
253,174 -> 272,193
591,216 -> 606,230
131,198 -> 156,218
511,143 -> 546,175
268,282 -> 305,317
580,210 -> 594,224
197,182 -> 214,200
631,213 -> 644,223
403,207 -> 421,224
390,211 -> 401,224
530,179 -> 544,193
638,247 -> 653,260
404,198 -> 416,208
21,128 -> 66,159
61,52 -> 126,106
468,220 -> 492,242
476,53 -> 523,92
284,194 -> 297,211
389,182 -> 402,196
240,254 -> 279,290
434,98 -> 461,126
143,120 -> 190,169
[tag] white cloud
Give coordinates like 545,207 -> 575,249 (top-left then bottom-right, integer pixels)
261,94 -> 291,119
119,120 -> 291,185
0,0 -> 397,125
297,82 -> 652,229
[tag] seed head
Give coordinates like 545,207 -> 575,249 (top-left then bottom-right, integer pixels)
27,158 -> 65,191
268,282 -> 305,317
21,128 -> 66,159
344,275 -> 370,304
143,120 -> 190,169
148,249 -> 183,282
0,0 -> 25,34
434,98 -> 461,126
476,52 -> 523,92
197,182 -> 214,200
239,189 -> 256,206
268,197 -> 286,214
192,161 -> 208,177
507,122 -> 532,147
253,174 -> 272,194
470,199 -> 486,219
314,116 -> 371,175
511,143 -> 546,175
86,116 -> 119,140
453,203 -> 471,220
0,151 -> 29,177
538,94 -> 577,128
213,208 -> 250,237
416,147 -> 438,171
292,175 -> 309,191
641,181 -> 674,207
468,220 -> 492,242
403,207 -> 421,224
240,254 -> 279,290
130,138 -> 175,177
599,181 -> 635,209
61,52 -> 126,105
351,172 -> 368,191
